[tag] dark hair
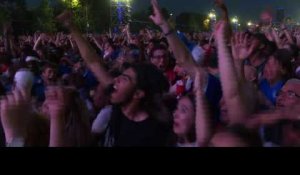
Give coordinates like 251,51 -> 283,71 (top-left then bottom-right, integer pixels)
252,33 -> 269,46
287,44 -> 299,58
264,41 -> 277,57
164,93 -> 196,146
160,37 -> 169,47
125,63 -> 170,122
149,39 -> 159,45
199,39 -> 209,47
207,50 -> 219,68
180,93 -> 197,143
42,63 -> 57,73
64,90 -> 92,146
149,44 -> 168,58
271,49 -> 294,80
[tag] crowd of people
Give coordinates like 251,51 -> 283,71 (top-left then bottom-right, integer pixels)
0,0 -> 299,147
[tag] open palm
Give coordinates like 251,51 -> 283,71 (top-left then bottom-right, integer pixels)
149,0 -> 167,26
231,33 -> 255,60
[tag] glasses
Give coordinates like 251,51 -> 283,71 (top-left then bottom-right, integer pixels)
276,90 -> 300,99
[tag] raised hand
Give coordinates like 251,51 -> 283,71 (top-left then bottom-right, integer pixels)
295,33 -> 300,47
44,86 -> 72,119
56,10 -> 73,28
214,20 -> 227,42
264,30 -> 274,42
0,89 -> 31,144
193,68 -> 207,93
149,0 -> 167,26
231,32 -> 255,60
215,0 -> 226,9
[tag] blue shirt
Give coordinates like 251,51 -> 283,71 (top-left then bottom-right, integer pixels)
31,75 -> 46,103
58,64 -> 72,76
177,31 -> 196,51
190,74 -> 222,124
83,69 -> 98,90
259,79 -> 285,105
205,74 -> 223,124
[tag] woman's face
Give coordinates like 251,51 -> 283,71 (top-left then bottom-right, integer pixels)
173,97 -> 195,137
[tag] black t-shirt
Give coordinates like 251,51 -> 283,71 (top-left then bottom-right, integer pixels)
0,122 -> 5,147
104,105 -> 171,147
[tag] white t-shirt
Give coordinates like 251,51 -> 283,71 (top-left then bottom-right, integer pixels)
92,105 -> 113,134
176,142 -> 198,147
296,66 -> 300,77
191,45 -> 205,65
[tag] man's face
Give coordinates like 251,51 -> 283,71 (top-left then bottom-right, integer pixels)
263,56 -> 283,83
150,49 -> 169,71
73,62 -> 85,74
276,82 -> 300,109
27,61 -> 39,72
111,68 -> 138,105
42,67 -> 56,82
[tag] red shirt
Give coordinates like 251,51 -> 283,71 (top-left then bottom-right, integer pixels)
165,69 -> 177,85
0,64 -> 8,73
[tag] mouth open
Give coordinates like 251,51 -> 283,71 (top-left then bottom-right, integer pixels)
173,121 -> 180,129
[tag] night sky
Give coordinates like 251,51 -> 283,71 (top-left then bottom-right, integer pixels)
26,0 -> 300,21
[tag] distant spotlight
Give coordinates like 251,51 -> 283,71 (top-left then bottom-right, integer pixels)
231,17 -> 238,24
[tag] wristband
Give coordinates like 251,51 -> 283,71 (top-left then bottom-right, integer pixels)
164,29 -> 175,37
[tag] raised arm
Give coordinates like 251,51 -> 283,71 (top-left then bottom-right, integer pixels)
149,0 -> 197,74
45,87 -> 67,147
57,11 -> 113,88
33,33 -> 44,51
0,89 -> 31,147
124,24 -> 133,44
215,0 -> 229,22
283,28 -> 294,45
215,0 -> 232,41
231,32 -> 255,82
91,35 -> 104,52
215,21 -> 248,125
194,69 -> 211,146
3,22 -> 13,56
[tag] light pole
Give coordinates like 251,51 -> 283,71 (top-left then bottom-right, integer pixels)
231,16 -> 239,31
110,0 -> 132,33
208,9 -> 216,31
